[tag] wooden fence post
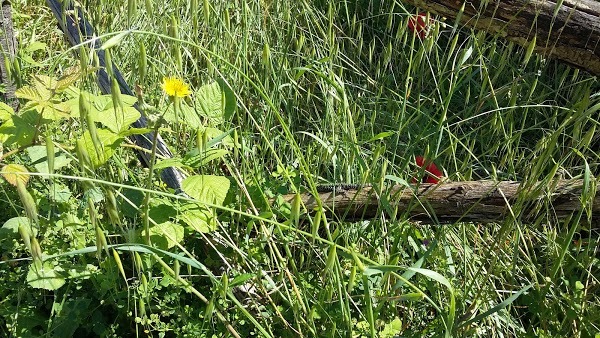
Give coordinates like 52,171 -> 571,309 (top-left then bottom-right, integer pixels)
0,0 -> 18,111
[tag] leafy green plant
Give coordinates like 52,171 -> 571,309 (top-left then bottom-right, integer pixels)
1,0 -> 599,337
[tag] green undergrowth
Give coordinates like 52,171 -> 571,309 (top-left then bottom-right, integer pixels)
0,0 -> 598,337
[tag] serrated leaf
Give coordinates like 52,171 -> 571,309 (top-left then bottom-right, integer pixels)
33,75 -> 57,100
1,164 -> 30,186
2,216 -> 37,237
196,82 -> 230,125
178,203 -> 216,233
15,85 -> 42,102
142,221 -> 185,249
94,106 -> 141,133
0,101 -> 14,119
56,66 -> 82,92
182,175 -> 230,206
79,129 -> 122,168
27,261 -> 66,290
38,101 -> 71,120
26,145 -> 72,174
0,110 -> 37,146
98,94 -> 137,111
48,182 -> 72,203
163,102 -> 201,129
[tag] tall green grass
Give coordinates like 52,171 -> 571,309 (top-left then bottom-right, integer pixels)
1,0 -> 598,336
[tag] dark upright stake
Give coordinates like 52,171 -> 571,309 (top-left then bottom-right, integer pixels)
46,0 -> 185,190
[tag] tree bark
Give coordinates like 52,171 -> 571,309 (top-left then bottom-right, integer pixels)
405,0 -> 600,76
278,180 -> 598,224
0,0 -> 18,111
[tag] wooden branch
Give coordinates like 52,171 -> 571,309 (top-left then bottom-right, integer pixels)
405,0 -> 600,76
46,0 -> 186,190
0,0 -> 18,111
278,180 -> 598,223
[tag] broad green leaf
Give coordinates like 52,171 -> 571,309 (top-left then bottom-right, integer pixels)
65,263 -> 99,279
194,81 -> 236,125
26,145 -> 71,173
1,163 -> 30,186
27,261 -> 66,290
0,101 -> 14,120
19,99 -> 71,120
178,203 -> 216,233
33,75 -> 57,100
380,318 -> 402,337
94,105 -> 141,133
15,85 -> 42,102
79,129 -> 122,168
39,101 -> 71,120
49,297 -> 91,338
148,203 -> 177,224
47,182 -> 72,203
71,93 -> 137,115
1,217 -> 37,239
56,66 -> 83,92
197,82 -> 223,122
182,175 -> 230,205
73,92 -> 139,132
163,102 -> 201,129
94,94 -> 137,111
142,221 -> 185,249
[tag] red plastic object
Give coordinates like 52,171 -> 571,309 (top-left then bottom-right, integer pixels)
408,13 -> 432,39
413,156 -> 443,184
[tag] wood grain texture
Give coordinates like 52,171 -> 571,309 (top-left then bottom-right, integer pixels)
0,0 -> 18,110
406,0 -> 600,75
279,180 -> 598,223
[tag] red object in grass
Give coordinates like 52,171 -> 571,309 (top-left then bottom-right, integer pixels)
413,156 -> 443,184
408,13 -> 432,39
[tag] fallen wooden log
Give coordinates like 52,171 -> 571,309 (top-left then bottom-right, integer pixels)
46,0 -> 185,190
405,0 -> 600,76
278,180 -> 598,223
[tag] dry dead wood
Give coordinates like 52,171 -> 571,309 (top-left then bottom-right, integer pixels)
405,0 -> 600,75
278,180 -> 598,223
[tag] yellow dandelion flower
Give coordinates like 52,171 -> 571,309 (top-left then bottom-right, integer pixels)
161,76 -> 191,98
